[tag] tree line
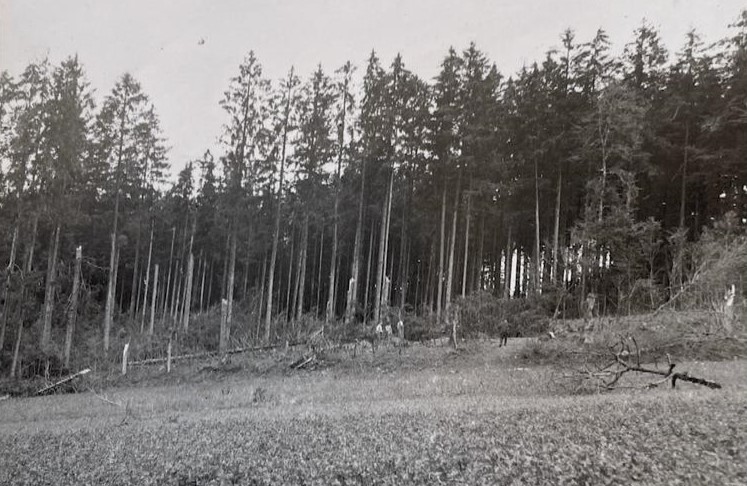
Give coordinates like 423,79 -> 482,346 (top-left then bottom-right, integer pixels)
1,13 -> 745,373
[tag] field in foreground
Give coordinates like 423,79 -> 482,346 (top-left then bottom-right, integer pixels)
1,341 -> 746,485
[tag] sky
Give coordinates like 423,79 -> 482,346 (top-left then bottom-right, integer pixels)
1,0 -> 743,176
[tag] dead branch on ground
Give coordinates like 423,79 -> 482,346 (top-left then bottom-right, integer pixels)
572,335 -> 722,392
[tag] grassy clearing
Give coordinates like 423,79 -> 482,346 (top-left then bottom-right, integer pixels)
1,337 -> 746,485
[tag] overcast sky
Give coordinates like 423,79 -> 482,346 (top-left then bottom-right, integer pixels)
1,0 -> 743,175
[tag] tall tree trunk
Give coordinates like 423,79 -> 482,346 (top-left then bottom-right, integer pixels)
436,184 -> 446,323
265,69 -> 294,342
0,223 -> 18,350
445,173 -> 460,312
221,231 -> 230,301
149,264 -> 159,335
552,167 -> 562,285
207,259 -> 215,310
170,260 -> 182,320
327,77 -> 348,324
63,246 -> 82,369
425,240 -> 435,311
25,213 -> 39,274
534,156 -> 542,294
373,170 -> 394,325
285,229 -> 295,323
257,252 -> 267,328
182,218 -> 196,331
104,101 -> 128,351
199,253 -> 207,313
397,183 -> 408,309
40,225 -> 60,352
162,227 -> 176,319
679,121 -> 689,230
345,158 -> 366,324
461,192 -> 471,298
226,231 -> 237,328
363,220 -> 375,324
140,224 -> 154,332
296,214 -> 309,321
475,215 -> 484,292
10,284 -> 26,378
129,223 -> 142,316
504,225 -> 513,299
315,227 -> 324,316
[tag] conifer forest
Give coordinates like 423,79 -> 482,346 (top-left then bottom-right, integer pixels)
0,11 -> 745,377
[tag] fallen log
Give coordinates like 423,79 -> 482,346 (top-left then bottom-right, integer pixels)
127,342 -> 305,367
37,368 -> 90,395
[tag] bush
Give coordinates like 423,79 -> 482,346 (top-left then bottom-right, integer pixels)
456,291 -> 552,338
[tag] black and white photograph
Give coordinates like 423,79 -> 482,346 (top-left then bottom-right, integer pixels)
0,0 -> 745,484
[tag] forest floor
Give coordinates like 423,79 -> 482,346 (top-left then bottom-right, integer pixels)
1,337 -> 746,485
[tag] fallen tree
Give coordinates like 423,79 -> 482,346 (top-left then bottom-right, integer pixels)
37,368 -> 91,395
569,335 -> 722,393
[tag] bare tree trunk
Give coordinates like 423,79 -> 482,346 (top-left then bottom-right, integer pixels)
400,240 -> 411,309
327,73 -> 349,324
207,259 -> 215,310
10,285 -> 26,378
475,215 -> 484,292
258,252 -> 267,332
461,192 -> 471,298
445,174 -> 460,313
373,171 -> 394,325
552,168 -> 562,285
182,218 -> 196,331
265,69 -> 294,342
221,231 -> 230,301
680,122 -> 689,230
345,158 -> 366,324
25,213 -> 39,274
315,228 -> 324,316
363,220 -> 374,324
397,184 -> 408,309
104,210 -> 119,352
0,223 -> 18,350
534,156 -> 542,294
436,184 -> 446,323
63,246 -> 82,369
424,240 -> 434,311
140,224 -> 154,332
40,225 -> 60,352
149,264 -> 159,335
170,260 -> 182,320
296,214 -> 309,321
161,227 -> 176,319
227,231 -> 237,327
199,253 -> 207,313
504,225 -> 513,299
219,298 -> 228,354
286,229 -> 295,322
129,223 -> 142,316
